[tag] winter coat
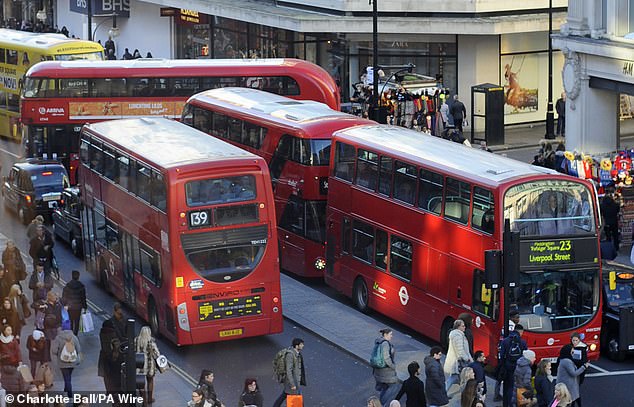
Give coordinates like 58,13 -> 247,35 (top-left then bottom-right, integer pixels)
62,279 -> 87,311
8,293 -> 31,324
2,247 -> 26,283
424,355 -> 449,406
52,329 -> 81,368
43,299 -> 62,340
444,328 -> 472,377
395,375 -> 427,407
282,347 -> 304,394
373,337 -> 398,385
0,307 -> 21,336
449,100 -> 466,121
238,389 -> 263,407
0,365 -> 26,392
28,271 -> 54,303
97,320 -> 121,392
534,374 -> 555,407
27,333 -> 51,363
135,337 -> 159,378
468,360 -> 487,395
198,381 -> 222,407
500,331 -> 527,372
556,358 -> 585,401
28,231 -> 54,263
514,356 -> 533,390
0,334 -> 21,366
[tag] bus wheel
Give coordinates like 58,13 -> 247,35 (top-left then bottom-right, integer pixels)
148,299 -> 160,337
352,277 -> 369,313
440,318 -> 454,351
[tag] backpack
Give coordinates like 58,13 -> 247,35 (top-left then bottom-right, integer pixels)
60,338 -> 78,363
272,347 -> 292,383
507,335 -> 523,363
369,340 -> 387,368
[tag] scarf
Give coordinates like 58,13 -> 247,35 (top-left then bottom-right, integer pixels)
0,333 -> 14,344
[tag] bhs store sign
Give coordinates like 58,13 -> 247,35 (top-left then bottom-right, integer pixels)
71,0 -> 130,18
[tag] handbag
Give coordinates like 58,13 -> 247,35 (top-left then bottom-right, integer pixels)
155,353 -> 169,373
35,362 -> 54,388
286,394 -> 303,407
61,307 -> 71,331
80,311 -> 95,333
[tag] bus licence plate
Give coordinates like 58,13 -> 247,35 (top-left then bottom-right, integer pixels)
219,328 -> 243,338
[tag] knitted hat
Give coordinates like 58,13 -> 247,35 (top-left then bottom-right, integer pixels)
523,349 -> 536,361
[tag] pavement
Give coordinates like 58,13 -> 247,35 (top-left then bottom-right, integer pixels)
5,121 -> 633,406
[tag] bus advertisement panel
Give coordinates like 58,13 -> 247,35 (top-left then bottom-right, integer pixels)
0,28 -> 103,140
78,117 -> 282,345
21,58 -> 340,184
325,125 -> 601,364
183,87 -> 372,277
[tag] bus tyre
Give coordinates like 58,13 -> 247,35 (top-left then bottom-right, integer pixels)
440,318 -> 454,352
148,299 -> 160,337
352,277 -> 369,313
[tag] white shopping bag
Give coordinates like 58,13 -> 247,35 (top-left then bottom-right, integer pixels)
81,311 -> 95,333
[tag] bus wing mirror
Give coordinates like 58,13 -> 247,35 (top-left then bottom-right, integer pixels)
484,250 -> 502,288
609,271 -> 617,291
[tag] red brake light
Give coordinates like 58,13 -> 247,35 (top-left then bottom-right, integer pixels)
25,195 -> 32,204
41,171 -> 53,176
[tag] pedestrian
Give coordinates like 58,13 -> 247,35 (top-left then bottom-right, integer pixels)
272,337 -> 306,407
60,26 -> 69,37
238,378 -> 263,407
109,302 -> 127,342
444,319 -> 473,391
135,326 -> 160,404
132,49 -> 142,59
514,349 -> 537,406
28,224 -> 55,274
569,332 -> 588,386
28,262 -> 53,304
424,346 -> 449,407
367,396 -> 383,407
468,351 -> 487,398
460,379 -> 479,407
0,298 -> 21,339
0,325 -> 21,367
122,48 -> 133,60
106,48 -> 117,60
98,319 -> 122,397
188,388 -> 212,407
372,328 -> 400,406
439,95 -> 450,128
449,95 -> 466,133
104,36 -> 116,56
534,359 -> 555,407
457,313 -> 474,356
146,52 -> 153,58
26,215 -> 45,241
61,270 -> 87,335
600,193 -> 620,252
499,324 -> 527,407
0,365 -> 26,394
394,361 -> 426,407
43,291 -> 62,341
555,344 -> 587,407
26,329 -> 50,379
550,383 -> 572,407
2,240 -> 26,286
197,370 -> 224,407
0,267 -> 12,300
555,92 -> 566,137
448,367 -> 474,407
52,329 -> 81,398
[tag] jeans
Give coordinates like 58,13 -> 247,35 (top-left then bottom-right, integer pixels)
445,373 -> 459,391
557,116 -> 565,136
376,382 -> 400,406
69,308 -> 82,336
61,367 -> 74,397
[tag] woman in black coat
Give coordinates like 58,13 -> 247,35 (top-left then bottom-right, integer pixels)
534,359 -> 555,407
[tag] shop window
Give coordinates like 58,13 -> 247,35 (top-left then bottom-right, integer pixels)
355,149 -> 378,191
394,161 -> 416,205
419,169 -> 443,215
334,142 -> 355,182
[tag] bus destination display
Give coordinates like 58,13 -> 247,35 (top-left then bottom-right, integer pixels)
198,295 -> 262,321
519,237 -> 598,268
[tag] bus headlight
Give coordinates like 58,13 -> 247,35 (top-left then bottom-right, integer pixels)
589,343 -> 597,352
314,257 -> 326,271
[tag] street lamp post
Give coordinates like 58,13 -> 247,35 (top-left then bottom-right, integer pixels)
87,0 -> 93,41
545,0 -> 555,139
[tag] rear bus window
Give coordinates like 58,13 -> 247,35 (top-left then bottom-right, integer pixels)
186,175 -> 256,207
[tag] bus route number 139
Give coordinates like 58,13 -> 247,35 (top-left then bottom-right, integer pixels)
189,210 -> 211,228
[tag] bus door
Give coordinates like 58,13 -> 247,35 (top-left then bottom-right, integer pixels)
121,232 -> 137,308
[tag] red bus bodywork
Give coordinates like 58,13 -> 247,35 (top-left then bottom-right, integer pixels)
21,58 -> 340,184
183,87 -> 372,277
325,125 -> 602,364
78,117 -> 282,345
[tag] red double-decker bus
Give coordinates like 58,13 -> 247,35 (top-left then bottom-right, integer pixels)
78,117 -> 282,345
20,58 -> 340,184
325,125 -> 602,363
182,87 -> 372,277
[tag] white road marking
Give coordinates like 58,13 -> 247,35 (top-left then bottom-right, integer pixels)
0,145 -> 20,159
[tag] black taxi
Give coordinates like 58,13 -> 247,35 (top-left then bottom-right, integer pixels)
52,186 -> 83,256
2,159 -> 69,224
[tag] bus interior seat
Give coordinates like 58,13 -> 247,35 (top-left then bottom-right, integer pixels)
521,314 -> 552,331
444,201 -> 469,224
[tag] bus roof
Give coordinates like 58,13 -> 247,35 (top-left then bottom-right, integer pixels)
83,117 -> 258,169
0,28 -> 102,53
190,87 -> 350,123
334,125 -> 560,186
25,58 -> 329,77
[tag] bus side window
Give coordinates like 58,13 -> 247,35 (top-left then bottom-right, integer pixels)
472,187 -> 495,234
334,141 -> 355,182
375,229 -> 388,270
341,217 -> 351,254
389,236 -> 412,281
378,156 -> 393,196
418,169 -> 443,215
473,269 -> 499,320
394,161 -> 417,205
279,195 -> 305,236
6,49 -> 17,65
0,48 -> 6,63
355,149 -> 378,191
351,219 -> 374,264
445,177 -> 471,225
270,135 -> 291,181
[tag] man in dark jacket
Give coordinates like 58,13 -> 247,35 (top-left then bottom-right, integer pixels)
28,262 -> 54,304
395,361 -> 426,407
555,92 -> 566,136
449,95 -> 467,133
600,193 -> 621,251
424,346 -> 448,407
29,225 -> 55,273
500,324 -> 528,407
98,319 -> 122,401
62,270 -> 87,335
469,350 -> 487,397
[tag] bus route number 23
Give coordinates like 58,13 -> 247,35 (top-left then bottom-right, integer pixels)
559,240 -> 571,251
189,210 -> 211,228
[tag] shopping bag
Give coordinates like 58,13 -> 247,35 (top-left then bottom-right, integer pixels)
18,363 -> 33,383
61,308 -> 71,331
80,311 -> 95,333
35,363 -> 54,388
286,394 -> 303,407
155,353 -> 170,373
